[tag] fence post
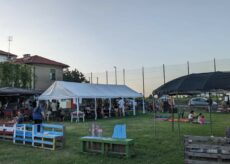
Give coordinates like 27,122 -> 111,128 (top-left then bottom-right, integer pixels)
214,58 -> 216,72
187,61 -> 190,75
90,72 -> 93,84
123,69 -> 126,85
106,70 -> 108,84
163,64 -> 165,84
142,67 -> 145,114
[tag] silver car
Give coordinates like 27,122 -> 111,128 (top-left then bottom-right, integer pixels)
188,97 -> 218,108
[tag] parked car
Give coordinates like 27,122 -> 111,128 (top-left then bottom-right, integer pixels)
188,97 -> 218,108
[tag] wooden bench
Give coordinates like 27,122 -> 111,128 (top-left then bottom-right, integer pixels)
0,123 -> 15,141
184,135 -> 230,164
33,124 -> 65,150
13,123 -> 65,150
80,136 -> 134,158
13,124 -> 34,145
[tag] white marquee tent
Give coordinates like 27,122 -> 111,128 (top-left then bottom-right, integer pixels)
39,81 -> 144,119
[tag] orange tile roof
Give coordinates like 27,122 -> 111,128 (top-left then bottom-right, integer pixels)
14,55 -> 69,68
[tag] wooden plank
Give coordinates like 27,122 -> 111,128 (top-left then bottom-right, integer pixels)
185,151 -> 230,159
185,159 -> 230,164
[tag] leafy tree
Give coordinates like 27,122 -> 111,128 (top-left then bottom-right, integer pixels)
0,62 -> 32,88
63,68 -> 89,83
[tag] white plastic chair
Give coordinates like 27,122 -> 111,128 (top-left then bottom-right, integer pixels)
71,111 -> 85,123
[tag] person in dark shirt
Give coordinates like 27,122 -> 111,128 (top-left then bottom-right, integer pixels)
16,111 -> 24,123
32,101 -> 45,132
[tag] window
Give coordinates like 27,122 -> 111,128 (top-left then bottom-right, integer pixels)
50,69 -> 56,80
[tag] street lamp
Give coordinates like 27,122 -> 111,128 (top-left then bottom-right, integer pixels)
114,66 -> 117,85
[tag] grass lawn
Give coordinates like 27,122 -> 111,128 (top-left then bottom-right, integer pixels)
0,112 -> 229,164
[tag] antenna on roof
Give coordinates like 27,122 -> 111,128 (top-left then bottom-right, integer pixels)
8,36 -> 13,59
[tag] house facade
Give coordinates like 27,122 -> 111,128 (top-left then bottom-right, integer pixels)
0,50 -> 17,62
14,54 -> 69,91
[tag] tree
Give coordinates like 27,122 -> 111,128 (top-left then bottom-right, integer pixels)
63,68 -> 89,83
0,62 -> 32,88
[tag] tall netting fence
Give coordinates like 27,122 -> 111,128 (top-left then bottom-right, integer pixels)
84,58 -> 230,97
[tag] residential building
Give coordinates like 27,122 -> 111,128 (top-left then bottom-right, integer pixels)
0,50 -> 17,62
14,54 -> 69,90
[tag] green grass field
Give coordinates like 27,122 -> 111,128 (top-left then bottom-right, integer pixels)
0,112 -> 229,164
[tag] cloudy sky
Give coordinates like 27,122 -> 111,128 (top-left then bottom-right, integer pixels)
0,0 -> 230,74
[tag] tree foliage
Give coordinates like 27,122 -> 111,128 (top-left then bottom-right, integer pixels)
63,68 -> 89,83
0,62 -> 32,88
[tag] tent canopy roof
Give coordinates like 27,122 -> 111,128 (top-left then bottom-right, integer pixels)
39,81 -> 142,100
0,87 -> 41,96
154,71 -> 230,96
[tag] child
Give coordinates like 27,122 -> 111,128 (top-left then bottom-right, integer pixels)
199,115 -> 206,124
16,111 -> 24,123
188,110 -> 194,122
197,113 -> 202,124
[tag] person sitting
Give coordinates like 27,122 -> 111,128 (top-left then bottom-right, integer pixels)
9,110 -> 24,124
16,110 -> 24,123
198,113 -> 206,124
188,110 -> 195,122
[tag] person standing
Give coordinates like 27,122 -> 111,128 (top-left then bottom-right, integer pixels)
32,101 -> 45,132
118,98 -> 125,116
51,100 -> 57,120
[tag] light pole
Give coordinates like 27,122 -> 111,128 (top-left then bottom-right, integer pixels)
114,66 -> 117,85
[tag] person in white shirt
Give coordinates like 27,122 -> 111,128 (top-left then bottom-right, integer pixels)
51,100 -> 57,120
188,110 -> 194,122
118,98 -> 125,116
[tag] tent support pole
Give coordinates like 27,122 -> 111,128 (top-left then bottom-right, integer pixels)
109,98 -> 111,117
94,98 -> 97,120
133,98 -> 136,116
142,97 -> 145,114
76,98 -> 79,113
122,98 -> 125,116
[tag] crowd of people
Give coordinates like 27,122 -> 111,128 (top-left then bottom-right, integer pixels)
0,96 -> 140,125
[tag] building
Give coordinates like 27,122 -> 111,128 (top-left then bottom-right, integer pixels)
0,50 -> 17,62
14,54 -> 69,90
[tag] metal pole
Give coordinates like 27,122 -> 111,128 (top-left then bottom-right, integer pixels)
133,98 -> 136,116
76,98 -> 79,112
90,72 -> 93,84
109,98 -> 111,117
142,67 -> 145,97
209,92 -> 213,135
153,98 -> 157,136
106,71 -> 108,84
163,64 -> 166,84
94,98 -> 97,120
122,97 -> 125,116
214,58 -> 216,72
187,61 -> 190,75
171,96 -> 174,132
123,69 -> 126,85
97,77 -> 98,84
142,67 -> 145,114
114,66 -> 117,85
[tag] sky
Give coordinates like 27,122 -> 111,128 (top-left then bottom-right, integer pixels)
0,0 -> 230,74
